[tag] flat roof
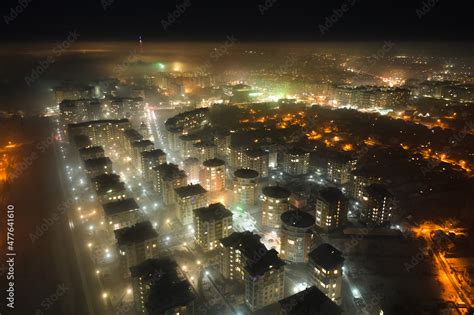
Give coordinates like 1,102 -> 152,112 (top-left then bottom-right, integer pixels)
131,140 -> 154,148
203,158 -> 225,167
278,286 -> 342,315
193,203 -> 232,222
92,173 -> 120,185
244,148 -> 269,158
68,118 -> 129,128
246,248 -> 285,277
154,163 -> 186,181
308,243 -> 344,270
318,187 -> 345,204
286,148 -> 309,156
102,198 -> 139,216
141,149 -> 166,159
79,146 -> 104,155
96,180 -> 125,195
234,168 -> 259,179
84,157 -> 112,169
262,186 -> 291,199
175,184 -> 207,198
365,183 -> 392,199
281,210 -> 315,228
115,221 -> 158,245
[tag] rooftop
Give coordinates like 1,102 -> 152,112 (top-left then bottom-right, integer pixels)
175,184 -> 207,198
318,187 -> 345,204
308,243 -> 344,270
262,186 -> 291,199
131,139 -> 154,148
68,118 -> 129,129
281,210 -> 315,228
234,168 -> 259,179
84,157 -> 112,170
183,157 -> 200,166
72,135 -> 92,148
102,198 -> 139,216
79,146 -> 104,156
246,248 -> 286,277
141,149 -> 166,159
124,128 -> 143,140
154,163 -> 186,181
244,148 -> 269,158
129,258 -> 195,313
96,180 -> 125,195
91,173 -> 120,185
193,203 -> 232,222
365,183 -> 392,199
130,258 -> 177,280
278,286 -> 342,315
114,221 -> 158,246
203,158 -> 225,167
286,147 -> 309,156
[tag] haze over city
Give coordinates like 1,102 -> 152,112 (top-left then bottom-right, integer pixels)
0,1 -> 473,315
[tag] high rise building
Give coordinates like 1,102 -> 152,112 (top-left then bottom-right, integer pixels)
140,149 -> 167,182
115,221 -> 159,277
84,157 -> 113,178
152,163 -> 187,205
218,232 -> 286,311
67,119 -> 131,149
193,203 -> 233,252
199,158 -> 226,192
175,184 -> 208,225
326,153 -> 357,185
54,84 -> 94,104
308,244 -> 344,305
130,258 -> 195,315
315,187 -> 348,232
102,198 -> 141,231
164,107 -> 209,134
262,186 -> 291,229
229,145 -> 246,169
233,169 -> 259,207
193,142 -> 217,162
282,148 -> 310,175
94,174 -> 127,203
214,129 -> 231,158
79,146 -> 105,161
279,286 -> 342,315
242,148 -> 269,178
123,129 -> 144,154
131,140 -> 154,170
280,210 -> 315,263
244,248 -> 285,311
183,157 -> 200,184
350,169 -> 381,202
178,133 -> 202,159
360,183 -> 394,226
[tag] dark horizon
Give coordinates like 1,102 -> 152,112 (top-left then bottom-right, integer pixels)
1,0 -> 473,42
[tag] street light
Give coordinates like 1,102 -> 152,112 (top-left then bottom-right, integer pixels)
102,292 -> 108,299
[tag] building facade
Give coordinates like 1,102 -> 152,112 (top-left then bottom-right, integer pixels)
261,186 -> 291,229
315,187 -> 348,232
308,244 -> 344,305
280,210 -> 315,263
193,203 -> 233,251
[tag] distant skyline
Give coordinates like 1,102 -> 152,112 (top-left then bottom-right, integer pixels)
0,0 -> 473,41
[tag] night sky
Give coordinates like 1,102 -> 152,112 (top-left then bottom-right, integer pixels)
0,0 -> 472,41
